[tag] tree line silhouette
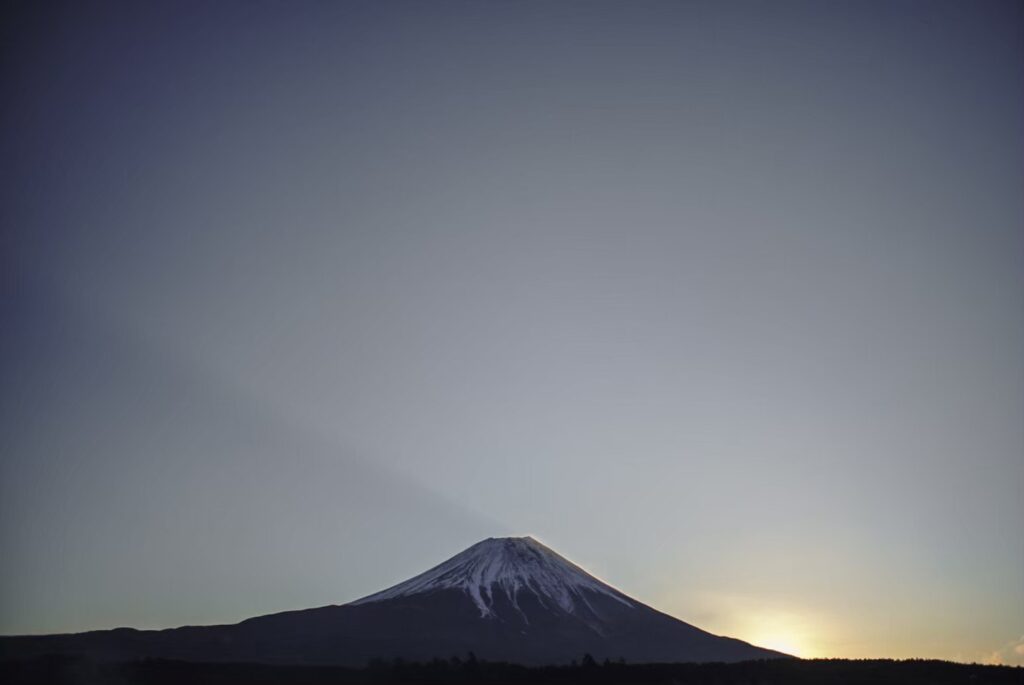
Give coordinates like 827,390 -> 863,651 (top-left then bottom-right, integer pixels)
2,653 -> 1020,685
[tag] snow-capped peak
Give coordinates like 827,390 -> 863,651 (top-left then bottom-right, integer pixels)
349,536 -> 633,618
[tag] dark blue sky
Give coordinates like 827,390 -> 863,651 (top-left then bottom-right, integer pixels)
2,0 -> 1022,662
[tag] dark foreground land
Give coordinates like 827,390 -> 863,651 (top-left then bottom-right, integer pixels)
2,655 -> 1021,685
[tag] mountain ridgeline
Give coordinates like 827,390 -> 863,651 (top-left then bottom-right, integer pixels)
0,536 -> 788,665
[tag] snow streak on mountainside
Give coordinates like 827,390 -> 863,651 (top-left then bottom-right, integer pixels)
350,536 -> 633,618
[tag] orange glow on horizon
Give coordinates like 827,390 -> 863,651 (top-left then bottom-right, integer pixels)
654,589 -> 827,660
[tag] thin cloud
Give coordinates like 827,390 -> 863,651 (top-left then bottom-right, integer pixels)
984,636 -> 1024,666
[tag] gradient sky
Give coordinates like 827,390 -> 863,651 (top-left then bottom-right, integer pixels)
2,0 -> 1022,665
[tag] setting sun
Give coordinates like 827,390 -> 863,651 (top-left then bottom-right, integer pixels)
748,633 -> 807,659
740,611 -> 818,658
671,592 -> 826,660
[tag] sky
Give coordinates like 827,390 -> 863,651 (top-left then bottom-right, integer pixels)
1,0 -> 1022,665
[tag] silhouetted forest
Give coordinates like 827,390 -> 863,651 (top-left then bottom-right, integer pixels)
2,654 -> 1021,685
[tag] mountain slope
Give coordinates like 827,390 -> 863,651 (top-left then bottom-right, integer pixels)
0,536 -> 789,665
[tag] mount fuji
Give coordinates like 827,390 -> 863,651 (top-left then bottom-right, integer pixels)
0,536 -> 788,665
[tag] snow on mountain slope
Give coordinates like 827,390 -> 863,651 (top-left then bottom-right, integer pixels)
350,536 -> 633,618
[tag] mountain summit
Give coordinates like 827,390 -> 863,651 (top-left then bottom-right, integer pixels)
0,536 -> 789,665
352,536 -> 632,618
